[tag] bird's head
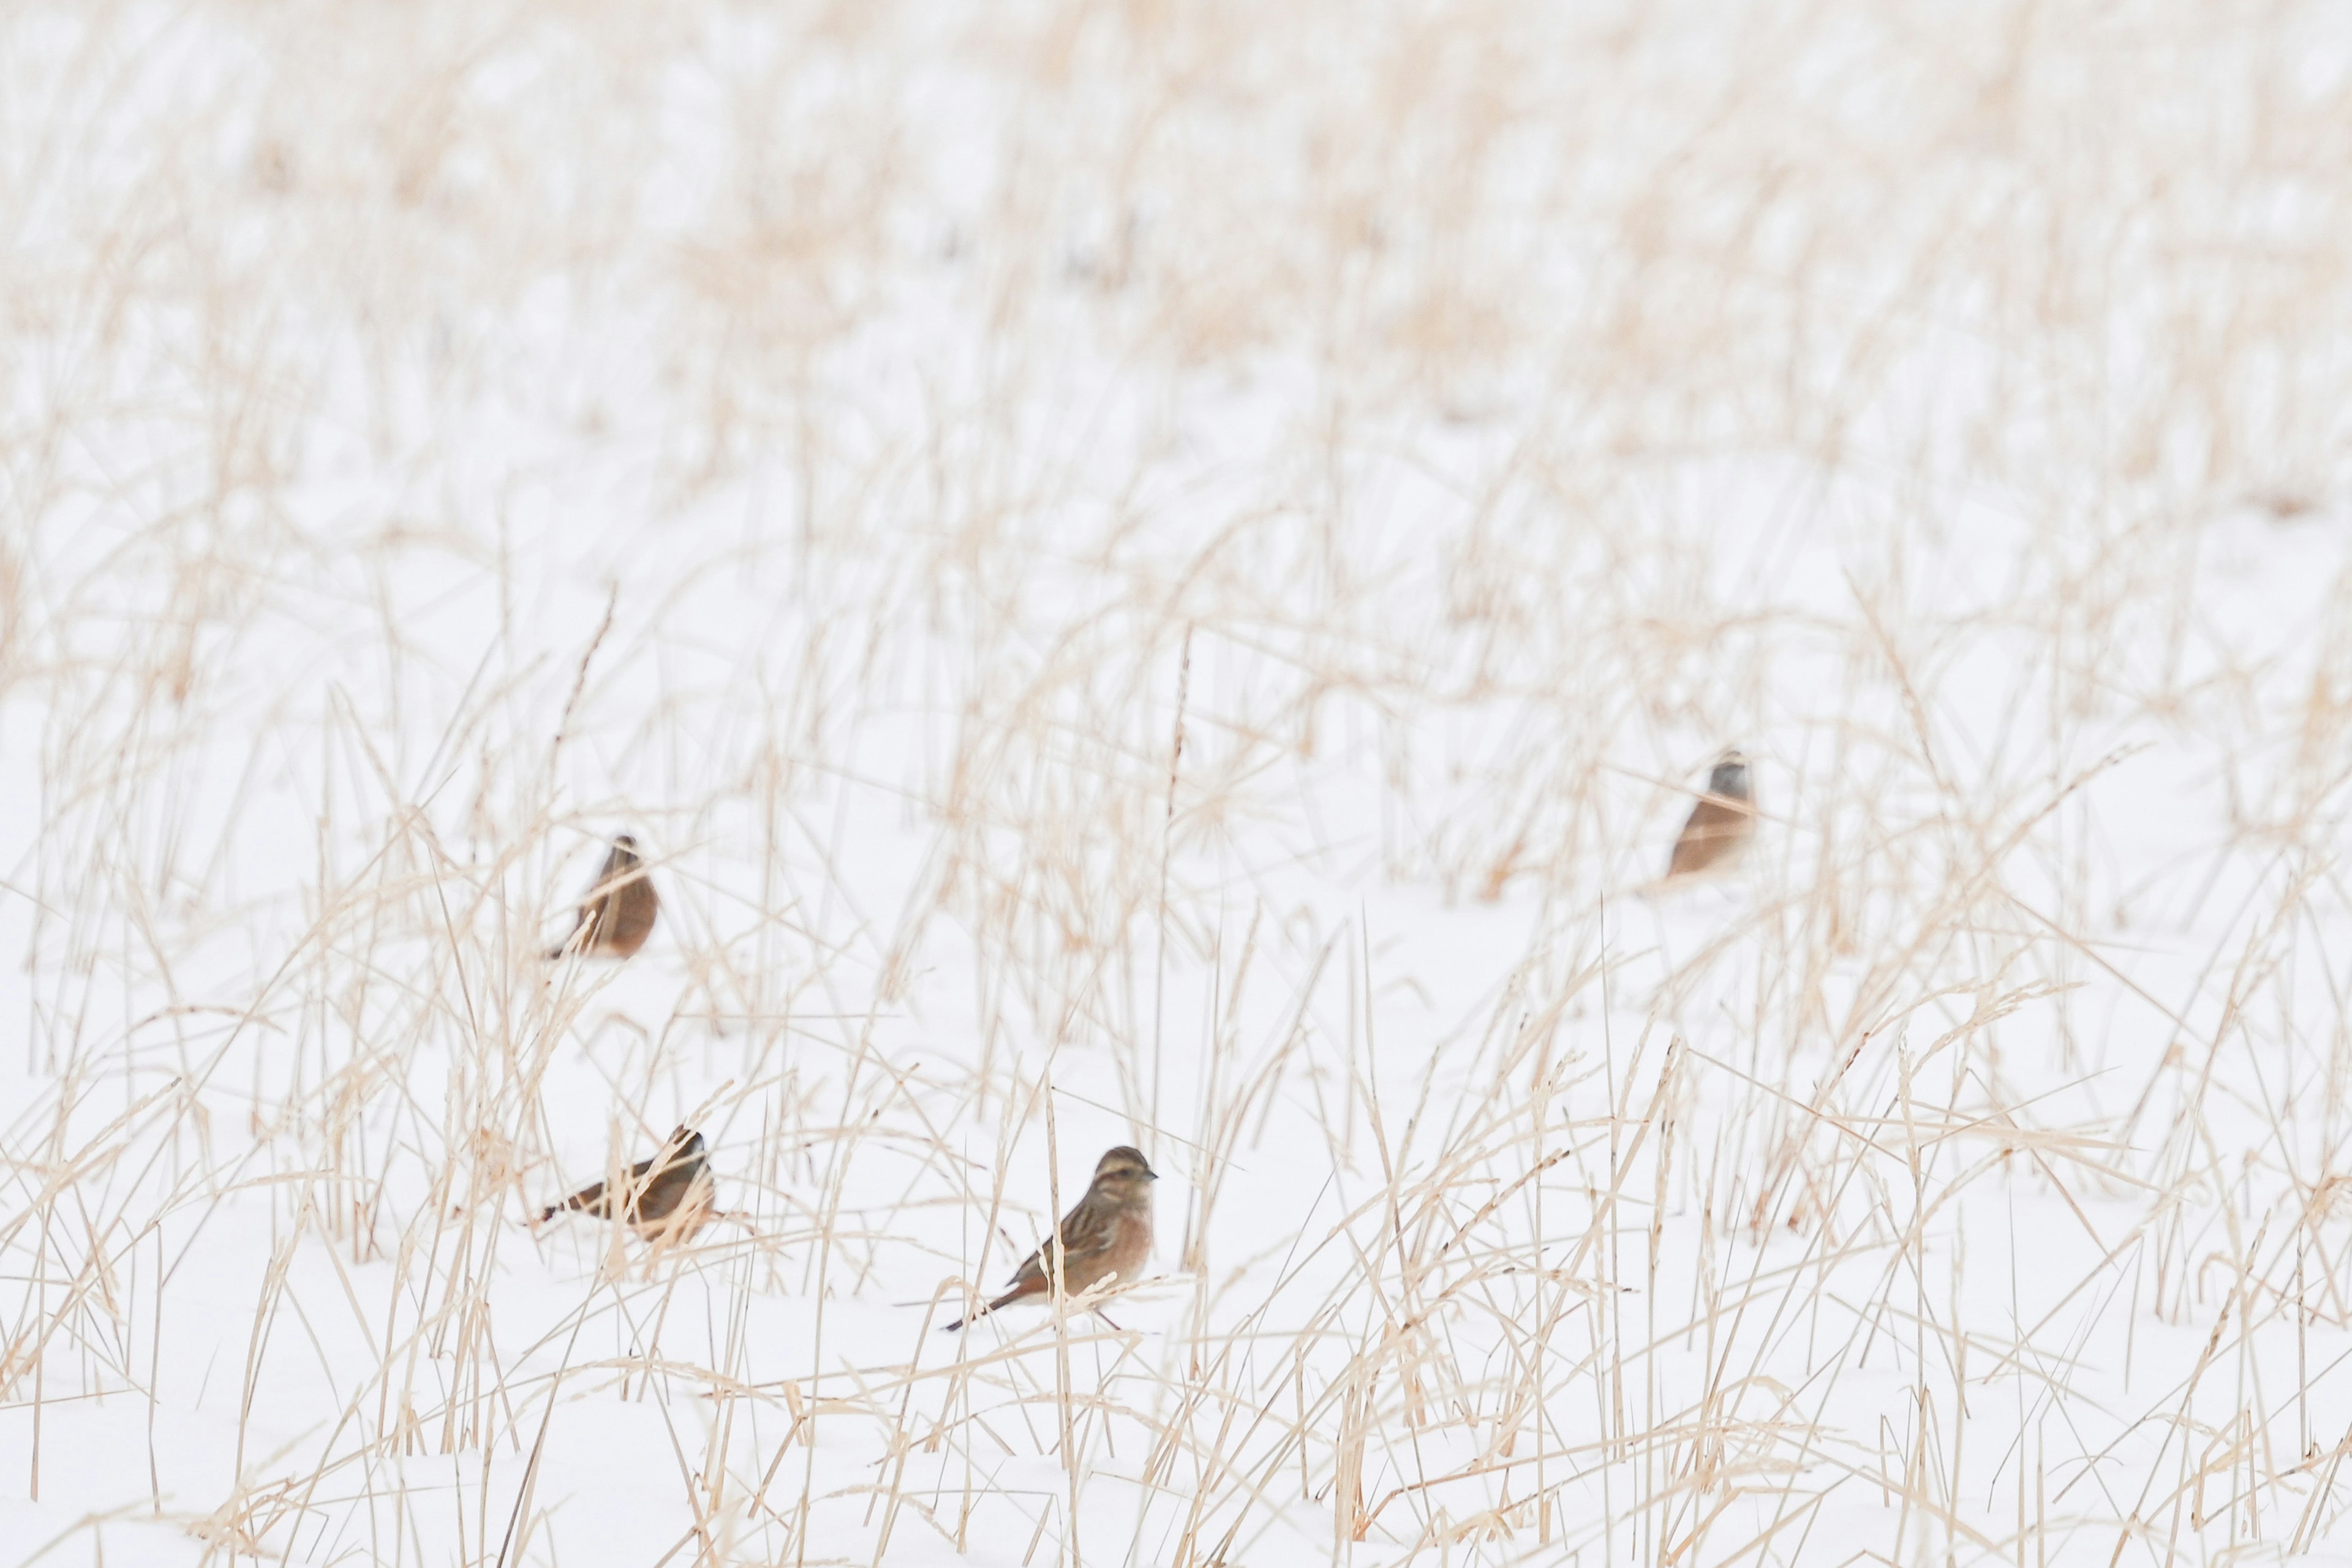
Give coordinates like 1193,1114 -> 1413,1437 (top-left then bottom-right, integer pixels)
1092,1145 -> 1159,1199
1706,751 -> 1751,802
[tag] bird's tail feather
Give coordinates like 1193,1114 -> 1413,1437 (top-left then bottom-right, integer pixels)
942,1284 -> 1033,1333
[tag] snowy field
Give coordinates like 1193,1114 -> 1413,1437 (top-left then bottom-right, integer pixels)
8,2 -> 2352,1564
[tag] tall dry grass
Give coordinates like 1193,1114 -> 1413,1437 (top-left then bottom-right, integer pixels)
6,1 -> 2352,1564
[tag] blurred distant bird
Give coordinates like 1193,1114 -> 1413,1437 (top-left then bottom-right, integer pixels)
548,834 -> 658,960
1665,751 -> 1755,880
539,1125 -> 714,1245
946,1145 -> 1158,1332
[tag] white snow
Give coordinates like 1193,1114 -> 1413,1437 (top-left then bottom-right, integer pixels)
6,3 -> 2352,1564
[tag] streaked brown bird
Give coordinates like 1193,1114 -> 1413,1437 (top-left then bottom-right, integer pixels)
548,834 -> 659,960
538,1125 -> 714,1246
1665,750 -> 1755,880
946,1145 -> 1158,1332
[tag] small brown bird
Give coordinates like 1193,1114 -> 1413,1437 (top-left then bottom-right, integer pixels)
946,1145 -> 1158,1332
1665,750 -> 1755,880
538,1125 -> 714,1246
548,834 -> 659,960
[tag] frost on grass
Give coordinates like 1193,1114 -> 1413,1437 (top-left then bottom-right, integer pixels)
5,2 -> 2352,1565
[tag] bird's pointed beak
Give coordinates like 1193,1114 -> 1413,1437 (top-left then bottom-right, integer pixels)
1146,1167 -> 1161,1181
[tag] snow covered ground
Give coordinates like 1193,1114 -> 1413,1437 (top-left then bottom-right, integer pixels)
7,2 -> 2352,1563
